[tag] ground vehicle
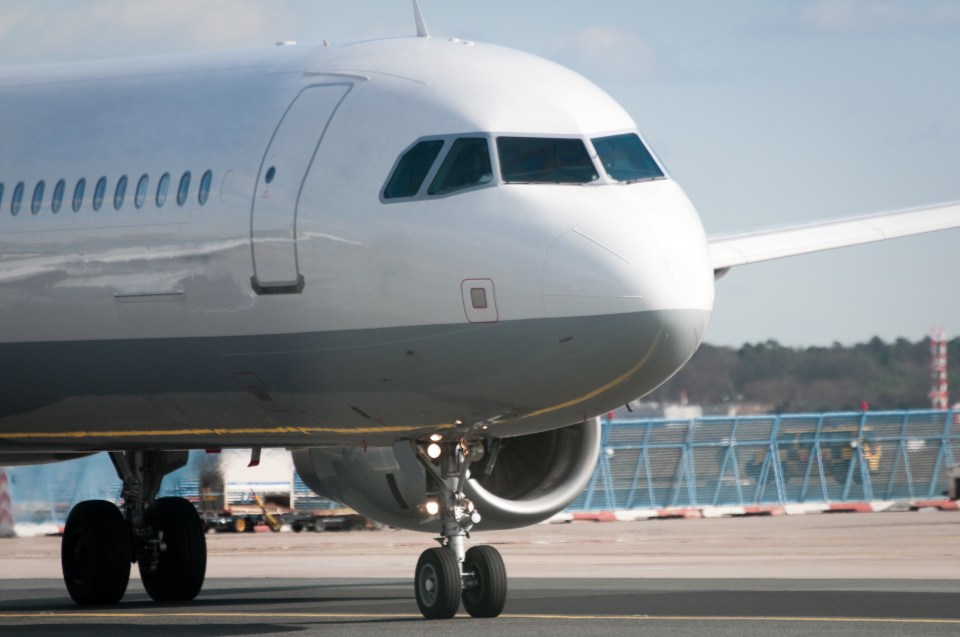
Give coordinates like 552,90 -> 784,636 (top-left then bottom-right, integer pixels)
289,513 -> 371,532
948,464 -> 960,499
201,510 -> 261,533
747,425 -> 882,484
289,513 -> 329,533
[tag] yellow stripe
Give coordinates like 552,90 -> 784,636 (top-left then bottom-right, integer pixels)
0,330 -> 664,441
0,612 -> 957,624
0,423 -> 457,441
519,326 -> 664,420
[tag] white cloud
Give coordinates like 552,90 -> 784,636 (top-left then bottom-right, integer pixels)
0,0 -> 302,66
798,0 -> 960,34
551,25 -> 655,80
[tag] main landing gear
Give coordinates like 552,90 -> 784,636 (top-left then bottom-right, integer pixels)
413,439 -> 507,619
61,450 -> 207,605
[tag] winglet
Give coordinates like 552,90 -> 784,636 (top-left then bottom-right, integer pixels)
413,0 -> 430,38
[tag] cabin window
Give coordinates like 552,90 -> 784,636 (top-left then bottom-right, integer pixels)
177,171 -> 191,206
114,175 -> 128,210
72,179 -> 86,212
11,182 -> 24,216
428,138 -> 492,196
31,181 -> 45,215
93,177 -> 107,211
198,169 -> 212,205
591,133 -> 664,182
384,140 -> 444,199
497,137 -> 598,184
157,172 -> 170,207
135,174 -> 149,209
52,179 -> 65,214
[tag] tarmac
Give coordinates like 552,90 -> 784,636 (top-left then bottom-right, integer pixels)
1,510 -> 959,635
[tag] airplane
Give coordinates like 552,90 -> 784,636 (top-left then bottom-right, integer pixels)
1,0 -> 959,620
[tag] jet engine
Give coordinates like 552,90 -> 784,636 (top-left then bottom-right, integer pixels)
292,419 -> 601,531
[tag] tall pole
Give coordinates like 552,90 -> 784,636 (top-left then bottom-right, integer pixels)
0,469 -> 16,538
930,327 -> 949,410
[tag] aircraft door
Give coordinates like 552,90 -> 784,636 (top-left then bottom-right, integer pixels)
251,84 -> 350,294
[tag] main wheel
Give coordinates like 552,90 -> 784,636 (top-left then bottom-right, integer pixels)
414,547 -> 461,619
461,545 -> 507,618
61,500 -> 132,605
139,497 -> 207,602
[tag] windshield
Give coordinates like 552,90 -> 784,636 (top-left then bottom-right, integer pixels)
428,138 -> 493,196
497,137 -> 598,184
592,133 -> 664,183
383,139 -> 444,199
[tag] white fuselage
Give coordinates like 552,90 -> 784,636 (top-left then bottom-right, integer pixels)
0,37 -> 714,454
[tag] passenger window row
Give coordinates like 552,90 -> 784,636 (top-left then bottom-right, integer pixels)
1,169 -> 214,217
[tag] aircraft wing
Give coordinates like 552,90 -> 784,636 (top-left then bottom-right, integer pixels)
709,201 -> 960,276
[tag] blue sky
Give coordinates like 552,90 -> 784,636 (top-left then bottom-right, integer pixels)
1,1 -> 958,347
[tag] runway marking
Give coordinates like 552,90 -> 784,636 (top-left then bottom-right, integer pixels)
2,612 -> 959,624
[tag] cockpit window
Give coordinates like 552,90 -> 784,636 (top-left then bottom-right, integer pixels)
384,140 -> 444,199
428,138 -> 492,196
497,137 -> 598,184
592,133 -> 664,183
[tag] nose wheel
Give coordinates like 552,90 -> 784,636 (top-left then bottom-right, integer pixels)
415,547 -> 461,619
461,545 -> 507,617
412,437 -> 508,619
414,544 -> 507,619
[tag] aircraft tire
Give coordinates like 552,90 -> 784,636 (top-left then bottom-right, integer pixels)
139,497 -> 206,602
414,547 -> 461,619
461,545 -> 507,618
61,500 -> 132,605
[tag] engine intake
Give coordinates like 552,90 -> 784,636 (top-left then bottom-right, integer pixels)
292,418 -> 601,531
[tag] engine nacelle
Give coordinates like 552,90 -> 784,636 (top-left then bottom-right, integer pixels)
292,419 -> 601,531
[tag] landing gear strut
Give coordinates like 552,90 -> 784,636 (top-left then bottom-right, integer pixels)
413,439 -> 507,619
60,450 -> 207,605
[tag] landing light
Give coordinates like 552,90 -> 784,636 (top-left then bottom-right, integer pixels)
426,443 -> 442,459
429,434 -> 443,442
425,500 -> 440,516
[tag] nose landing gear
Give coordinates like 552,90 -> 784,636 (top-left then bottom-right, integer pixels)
412,438 -> 507,619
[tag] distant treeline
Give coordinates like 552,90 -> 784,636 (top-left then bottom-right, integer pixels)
648,337 -> 960,412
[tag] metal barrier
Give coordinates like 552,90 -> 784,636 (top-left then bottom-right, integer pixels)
568,410 -> 960,511
7,411 -> 959,524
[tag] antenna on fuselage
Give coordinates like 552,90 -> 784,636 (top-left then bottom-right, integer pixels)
413,0 -> 430,38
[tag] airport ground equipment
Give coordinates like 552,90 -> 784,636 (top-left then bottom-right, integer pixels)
948,464 -> 960,499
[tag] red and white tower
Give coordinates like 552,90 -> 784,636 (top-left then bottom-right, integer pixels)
0,469 -> 15,538
930,327 -> 949,410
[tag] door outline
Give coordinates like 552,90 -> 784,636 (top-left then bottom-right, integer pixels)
250,83 -> 352,295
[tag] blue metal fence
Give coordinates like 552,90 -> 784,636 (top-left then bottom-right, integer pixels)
7,410 -> 959,524
568,410 -> 960,511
